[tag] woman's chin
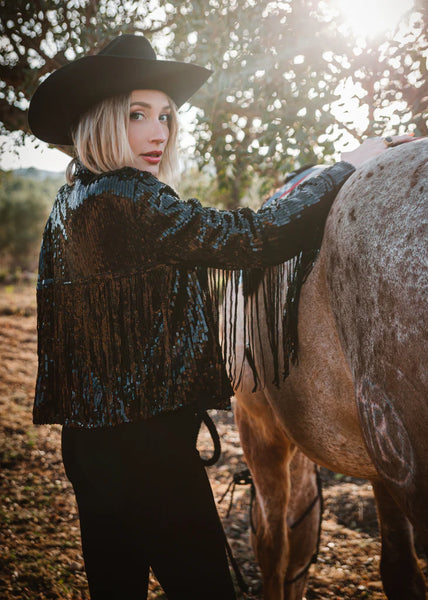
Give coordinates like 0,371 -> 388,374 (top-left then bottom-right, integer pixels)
131,158 -> 160,177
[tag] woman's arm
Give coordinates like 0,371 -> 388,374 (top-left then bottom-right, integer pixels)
133,134 -> 415,269
133,161 -> 354,269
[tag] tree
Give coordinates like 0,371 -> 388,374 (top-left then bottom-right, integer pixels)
1,0 -> 427,206
167,0 -> 356,204
0,170 -> 62,271
326,0 -> 428,139
168,0 -> 428,203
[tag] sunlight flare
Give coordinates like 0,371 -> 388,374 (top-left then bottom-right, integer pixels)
331,0 -> 414,38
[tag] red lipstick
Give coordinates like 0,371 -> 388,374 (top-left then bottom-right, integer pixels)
141,150 -> 162,165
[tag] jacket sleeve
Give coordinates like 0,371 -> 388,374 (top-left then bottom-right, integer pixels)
133,161 -> 355,269
34,219 -> 56,422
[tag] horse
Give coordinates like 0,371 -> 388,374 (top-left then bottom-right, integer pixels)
227,139 -> 428,600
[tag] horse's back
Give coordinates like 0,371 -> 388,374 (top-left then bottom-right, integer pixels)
325,139 -> 428,535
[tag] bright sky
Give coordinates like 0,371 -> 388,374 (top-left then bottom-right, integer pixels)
0,0 -> 414,173
0,133 -> 71,172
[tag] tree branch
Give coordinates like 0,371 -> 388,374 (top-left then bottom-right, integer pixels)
0,100 -> 28,134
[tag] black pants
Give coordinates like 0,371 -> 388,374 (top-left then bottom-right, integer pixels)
61,408 -> 236,600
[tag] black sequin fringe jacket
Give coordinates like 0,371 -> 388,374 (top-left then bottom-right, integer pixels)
33,161 -> 354,428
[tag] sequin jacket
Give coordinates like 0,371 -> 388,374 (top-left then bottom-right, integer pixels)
33,161 -> 354,428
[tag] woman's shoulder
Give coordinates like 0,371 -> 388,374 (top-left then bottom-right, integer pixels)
74,165 -> 178,201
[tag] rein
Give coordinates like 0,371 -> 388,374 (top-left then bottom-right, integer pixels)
198,418 -> 257,596
200,412 -> 222,467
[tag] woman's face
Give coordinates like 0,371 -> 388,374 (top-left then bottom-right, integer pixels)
128,89 -> 171,176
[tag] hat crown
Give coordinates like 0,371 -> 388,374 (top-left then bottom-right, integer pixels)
97,34 -> 156,60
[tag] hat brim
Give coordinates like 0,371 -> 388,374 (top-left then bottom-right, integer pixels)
28,55 -> 212,145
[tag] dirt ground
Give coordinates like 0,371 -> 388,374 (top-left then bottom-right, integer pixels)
0,282 -> 426,599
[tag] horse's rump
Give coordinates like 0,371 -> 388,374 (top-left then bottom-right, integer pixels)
324,139 -> 428,516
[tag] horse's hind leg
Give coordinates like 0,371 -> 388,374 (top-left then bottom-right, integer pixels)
372,480 -> 426,600
235,394 -> 318,600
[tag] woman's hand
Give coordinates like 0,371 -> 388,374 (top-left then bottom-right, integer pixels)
341,135 -> 415,169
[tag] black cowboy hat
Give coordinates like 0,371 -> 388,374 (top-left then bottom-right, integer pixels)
28,34 -> 212,146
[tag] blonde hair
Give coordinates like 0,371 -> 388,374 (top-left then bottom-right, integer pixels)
66,92 -> 180,188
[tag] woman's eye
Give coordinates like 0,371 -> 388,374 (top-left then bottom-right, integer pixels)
130,111 -> 145,120
160,113 -> 171,123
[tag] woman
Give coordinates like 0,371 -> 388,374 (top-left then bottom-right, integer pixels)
28,34 -> 412,599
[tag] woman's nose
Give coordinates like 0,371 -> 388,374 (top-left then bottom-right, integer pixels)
148,119 -> 167,144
